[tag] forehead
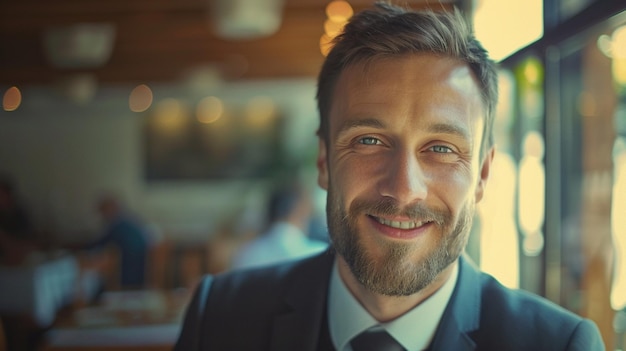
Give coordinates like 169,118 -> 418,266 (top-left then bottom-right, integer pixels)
341,54 -> 479,98
329,54 -> 484,125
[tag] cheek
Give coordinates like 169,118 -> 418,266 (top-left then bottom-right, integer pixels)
332,155 -> 386,193
426,165 -> 476,208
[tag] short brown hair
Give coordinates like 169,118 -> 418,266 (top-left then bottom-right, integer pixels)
316,2 -> 498,157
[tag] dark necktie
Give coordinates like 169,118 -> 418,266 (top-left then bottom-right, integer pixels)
350,329 -> 406,351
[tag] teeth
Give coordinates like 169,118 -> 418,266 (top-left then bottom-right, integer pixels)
376,217 -> 423,229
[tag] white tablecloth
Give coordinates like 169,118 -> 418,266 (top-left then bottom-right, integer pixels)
0,253 -> 78,326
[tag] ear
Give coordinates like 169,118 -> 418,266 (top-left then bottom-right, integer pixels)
317,138 -> 329,190
475,147 -> 495,203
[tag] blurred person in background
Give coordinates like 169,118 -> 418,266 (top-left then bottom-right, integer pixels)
80,193 -> 154,289
0,176 -> 45,351
230,181 -> 328,270
174,2 -> 604,350
0,175 -> 39,266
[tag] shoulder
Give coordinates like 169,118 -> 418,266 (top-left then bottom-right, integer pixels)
207,249 -> 333,307
471,266 -> 604,350
478,273 -> 576,324
212,256 -> 307,297
178,250 -> 333,349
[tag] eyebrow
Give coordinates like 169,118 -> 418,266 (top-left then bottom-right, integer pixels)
336,118 -> 471,141
427,122 -> 471,141
336,118 -> 385,137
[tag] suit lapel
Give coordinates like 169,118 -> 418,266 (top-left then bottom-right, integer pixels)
270,250 -> 335,351
429,255 -> 481,351
266,252 -> 483,351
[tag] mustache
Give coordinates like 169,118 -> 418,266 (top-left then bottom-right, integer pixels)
347,197 -> 448,225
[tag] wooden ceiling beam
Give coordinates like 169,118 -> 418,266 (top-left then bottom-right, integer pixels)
0,0 -> 458,87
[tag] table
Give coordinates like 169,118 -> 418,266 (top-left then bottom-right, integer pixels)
43,289 -> 191,351
0,252 -> 79,327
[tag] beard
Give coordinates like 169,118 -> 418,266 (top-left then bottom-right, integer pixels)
327,186 -> 474,296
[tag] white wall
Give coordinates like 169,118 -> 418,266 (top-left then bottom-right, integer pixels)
0,78 -> 320,243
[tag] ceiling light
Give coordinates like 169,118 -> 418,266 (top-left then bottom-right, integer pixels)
43,23 -> 116,69
209,0 -> 285,40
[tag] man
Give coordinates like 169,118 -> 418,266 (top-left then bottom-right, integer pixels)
0,176 -> 38,266
174,3 -> 605,350
230,182 -> 328,270
85,194 -> 153,289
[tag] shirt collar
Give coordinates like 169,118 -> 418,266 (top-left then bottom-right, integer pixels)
328,258 -> 459,351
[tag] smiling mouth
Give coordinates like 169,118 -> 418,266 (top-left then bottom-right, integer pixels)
371,215 -> 429,230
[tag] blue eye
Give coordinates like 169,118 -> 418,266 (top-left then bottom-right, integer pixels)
359,137 -> 381,145
431,145 -> 452,153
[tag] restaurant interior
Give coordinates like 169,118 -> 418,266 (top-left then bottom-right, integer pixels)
0,0 -> 625,350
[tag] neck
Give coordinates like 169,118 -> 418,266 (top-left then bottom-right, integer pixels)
336,257 -> 457,322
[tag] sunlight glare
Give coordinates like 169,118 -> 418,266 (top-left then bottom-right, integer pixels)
611,138 -> 626,310
479,152 -> 520,288
474,0 -> 543,61
518,131 -> 546,255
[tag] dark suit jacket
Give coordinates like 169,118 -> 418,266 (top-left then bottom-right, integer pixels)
174,250 -> 605,350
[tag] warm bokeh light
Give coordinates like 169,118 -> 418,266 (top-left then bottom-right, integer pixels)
479,152 -> 520,288
196,96 -> 224,124
320,1 -> 352,57
522,129 -> 545,159
598,25 -> 626,59
516,57 -> 544,120
523,58 -> 542,86
153,98 -> 187,134
598,26 -> 626,85
612,25 -> 626,59
478,69 -> 519,289
3,86 -> 22,111
129,84 -> 153,112
324,18 -> 345,38
518,131 -> 546,256
245,96 -> 276,129
611,137 -> 626,310
597,34 -> 612,57
473,0 -> 543,61
612,58 -> 626,86
325,1 -> 353,23
522,232 -> 545,257
320,33 -> 334,57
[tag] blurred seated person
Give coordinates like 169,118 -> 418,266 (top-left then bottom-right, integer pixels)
0,177 -> 49,351
0,176 -> 39,266
80,194 -> 154,289
230,182 -> 328,270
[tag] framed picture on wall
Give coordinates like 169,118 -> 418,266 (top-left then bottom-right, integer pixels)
143,98 -> 285,180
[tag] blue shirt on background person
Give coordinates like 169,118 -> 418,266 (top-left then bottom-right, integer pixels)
86,194 -> 153,288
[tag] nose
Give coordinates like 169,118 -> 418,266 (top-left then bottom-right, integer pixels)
378,151 -> 428,205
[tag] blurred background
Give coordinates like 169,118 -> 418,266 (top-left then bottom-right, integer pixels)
0,0 -> 625,350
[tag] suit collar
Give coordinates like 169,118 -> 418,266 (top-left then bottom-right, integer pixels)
267,251 -> 483,351
270,250 -> 336,351
429,255 -> 481,351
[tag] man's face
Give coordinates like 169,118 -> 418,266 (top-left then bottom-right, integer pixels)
317,54 -> 493,296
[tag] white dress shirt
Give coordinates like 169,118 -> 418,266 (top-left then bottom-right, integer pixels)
328,259 -> 459,351
231,222 -> 328,269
